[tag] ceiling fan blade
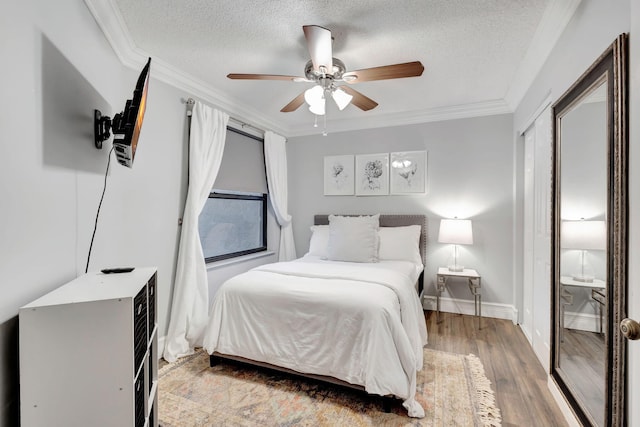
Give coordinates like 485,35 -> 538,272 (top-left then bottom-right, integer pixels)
339,86 -> 378,111
303,25 -> 333,73
342,61 -> 425,83
280,92 -> 306,112
227,73 -> 304,81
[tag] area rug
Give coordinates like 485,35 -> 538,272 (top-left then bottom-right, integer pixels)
158,348 -> 501,426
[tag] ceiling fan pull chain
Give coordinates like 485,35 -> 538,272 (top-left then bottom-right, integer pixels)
322,113 -> 328,136
313,114 -> 318,128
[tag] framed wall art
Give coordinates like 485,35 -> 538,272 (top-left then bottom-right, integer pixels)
390,151 -> 427,194
355,153 -> 389,196
323,154 -> 354,195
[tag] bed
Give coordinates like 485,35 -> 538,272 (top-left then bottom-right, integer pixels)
202,214 -> 428,417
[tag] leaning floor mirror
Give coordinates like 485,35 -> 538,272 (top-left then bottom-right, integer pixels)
551,34 -> 628,426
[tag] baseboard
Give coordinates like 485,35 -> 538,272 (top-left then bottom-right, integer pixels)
422,295 -> 518,324
563,311 -> 604,333
519,323 -> 533,343
548,376 -> 581,427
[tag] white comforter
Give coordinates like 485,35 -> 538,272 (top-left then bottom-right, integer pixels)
203,256 -> 429,417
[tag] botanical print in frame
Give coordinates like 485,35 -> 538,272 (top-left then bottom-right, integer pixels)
324,155 -> 354,195
390,151 -> 427,194
355,153 -> 389,196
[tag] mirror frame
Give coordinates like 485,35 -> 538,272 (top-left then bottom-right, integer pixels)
551,34 -> 628,426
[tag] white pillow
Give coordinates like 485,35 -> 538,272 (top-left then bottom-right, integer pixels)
378,225 -> 423,266
308,225 -> 330,258
327,214 -> 380,263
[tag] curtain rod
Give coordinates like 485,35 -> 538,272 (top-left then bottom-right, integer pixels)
183,97 -> 264,135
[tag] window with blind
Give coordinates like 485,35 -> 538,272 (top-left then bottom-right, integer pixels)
198,127 -> 268,263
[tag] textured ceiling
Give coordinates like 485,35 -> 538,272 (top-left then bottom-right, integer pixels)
94,0 -> 578,136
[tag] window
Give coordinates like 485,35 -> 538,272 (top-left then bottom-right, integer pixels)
199,191 -> 267,262
198,126 -> 269,263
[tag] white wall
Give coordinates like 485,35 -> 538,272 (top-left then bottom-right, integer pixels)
0,1 -> 208,424
0,3 -> 282,423
514,0 -> 629,332
514,2 -> 630,131
627,1 -> 640,426
1,2 -> 124,424
287,114 -> 516,313
513,0 -> 630,424
0,2 -> 187,424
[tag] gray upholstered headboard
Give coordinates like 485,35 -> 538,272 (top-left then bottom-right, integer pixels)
314,214 -> 427,294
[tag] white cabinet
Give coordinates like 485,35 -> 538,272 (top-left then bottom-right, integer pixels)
19,267 -> 158,427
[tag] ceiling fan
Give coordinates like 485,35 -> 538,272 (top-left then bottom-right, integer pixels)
227,25 -> 425,115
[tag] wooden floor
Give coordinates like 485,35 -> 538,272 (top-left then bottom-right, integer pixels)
559,328 -> 605,425
426,311 -> 569,427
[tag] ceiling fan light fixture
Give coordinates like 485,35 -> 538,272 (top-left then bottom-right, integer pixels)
226,25 -> 423,121
308,100 -> 325,115
305,85 -> 326,115
332,87 -> 353,110
304,85 -> 323,104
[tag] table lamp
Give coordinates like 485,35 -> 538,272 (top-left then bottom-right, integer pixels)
438,218 -> 473,272
561,219 -> 606,282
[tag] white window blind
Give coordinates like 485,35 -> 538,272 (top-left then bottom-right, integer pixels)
213,128 -> 267,193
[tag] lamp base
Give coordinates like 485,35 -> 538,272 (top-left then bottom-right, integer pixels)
572,274 -> 594,283
447,265 -> 465,272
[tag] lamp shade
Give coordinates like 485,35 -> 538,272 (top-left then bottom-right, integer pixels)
305,85 -> 325,115
308,101 -> 325,115
438,219 -> 473,245
561,220 -> 606,250
332,87 -> 353,110
304,85 -> 324,105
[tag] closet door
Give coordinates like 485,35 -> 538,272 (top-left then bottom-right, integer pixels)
522,127 -> 535,343
523,106 -> 552,371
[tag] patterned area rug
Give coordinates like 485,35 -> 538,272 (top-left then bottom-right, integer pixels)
158,348 -> 501,426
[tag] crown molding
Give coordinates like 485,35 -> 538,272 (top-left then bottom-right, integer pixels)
83,0 -> 140,69
83,0 -> 287,137
85,0 -> 578,139
286,100 -> 513,137
504,0 -> 582,110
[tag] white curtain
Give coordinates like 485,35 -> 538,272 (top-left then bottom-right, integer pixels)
264,131 -> 297,261
163,102 -> 229,362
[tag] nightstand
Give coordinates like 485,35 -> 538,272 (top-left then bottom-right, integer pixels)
559,276 -> 606,338
436,267 -> 482,325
